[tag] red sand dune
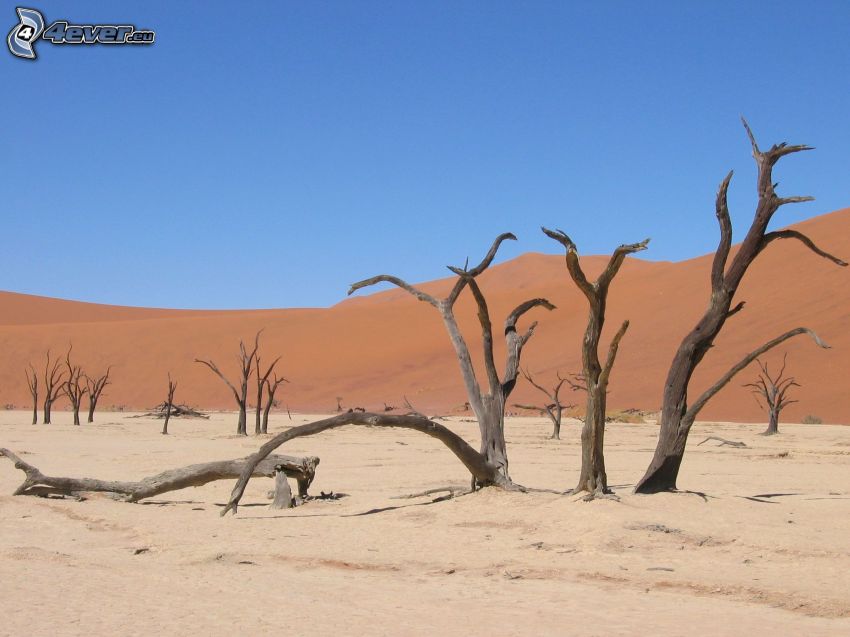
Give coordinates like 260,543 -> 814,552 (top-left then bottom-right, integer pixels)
2,208 -> 849,424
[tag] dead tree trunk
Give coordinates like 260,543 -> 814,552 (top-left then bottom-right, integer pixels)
162,374 -> 177,435
85,367 -> 111,423
543,230 -> 649,496
42,350 -> 65,425
744,354 -> 799,436
222,411 -> 516,516
349,233 -> 553,487
25,364 -> 38,425
518,368 -> 581,439
195,331 -> 261,435
63,346 -> 88,427
262,374 -> 288,434
1,448 -> 319,504
635,120 -> 846,494
255,355 -> 281,435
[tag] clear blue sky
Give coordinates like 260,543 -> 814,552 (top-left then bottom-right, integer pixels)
2,1 -> 848,309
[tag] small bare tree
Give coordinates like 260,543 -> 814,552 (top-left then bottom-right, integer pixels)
85,367 -> 111,423
262,374 -> 288,434
42,350 -> 66,425
63,346 -> 88,426
544,229 -> 649,496
195,331 -> 261,436
744,354 -> 798,436
162,374 -> 177,435
515,368 -> 582,440
255,354 -> 281,435
635,121 -> 846,494
25,364 -> 38,425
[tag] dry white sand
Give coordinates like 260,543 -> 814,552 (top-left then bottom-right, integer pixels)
1,411 -> 848,636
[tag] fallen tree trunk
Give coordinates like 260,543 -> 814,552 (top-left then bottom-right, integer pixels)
0,448 -> 319,503
222,411 -> 516,516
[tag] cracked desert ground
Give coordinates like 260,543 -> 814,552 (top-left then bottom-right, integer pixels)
1,411 -> 848,636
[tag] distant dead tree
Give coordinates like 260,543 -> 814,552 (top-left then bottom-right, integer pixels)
195,331 -> 261,436
335,396 -> 344,412
635,120 -> 846,494
744,354 -> 798,436
262,374 -> 288,434
162,374 -> 177,435
254,353 -> 281,435
515,368 -> 582,440
63,346 -> 88,426
25,364 -> 38,425
42,350 -> 66,425
221,234 -> 555,514
544,229 -> 648,496
84,366 -> 111,423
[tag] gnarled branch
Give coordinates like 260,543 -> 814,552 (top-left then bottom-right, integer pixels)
684,328 -> 827,425
222,412 -> 513,516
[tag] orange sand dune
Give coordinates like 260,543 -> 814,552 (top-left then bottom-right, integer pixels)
1,208 -> 849,423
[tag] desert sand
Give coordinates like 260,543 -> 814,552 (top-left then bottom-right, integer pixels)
1,410 -> 848,636
1,207 -> 849,424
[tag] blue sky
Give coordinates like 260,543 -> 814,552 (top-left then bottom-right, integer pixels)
2,1 -> 848,309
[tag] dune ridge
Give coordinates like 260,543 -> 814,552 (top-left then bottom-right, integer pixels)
1,208 -> 849,423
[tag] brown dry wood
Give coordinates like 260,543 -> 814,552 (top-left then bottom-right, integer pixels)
222,411 -> 517,516
349,233 -> 553,487
25,364 -> 38,425
518,368 -> 581,440
255,354 -> 281,434
42,349 -> 66,425
0,448 -> 319,504
84,366 -> 111,423
63,346 -> 88,426
162,374 -> 177,435
697,436 -> 747,448
262,374 -> 288,433
195,330 -> 261,435
635,120 -> 845,494
543,228 -> 649,496
744,354 -> 799,435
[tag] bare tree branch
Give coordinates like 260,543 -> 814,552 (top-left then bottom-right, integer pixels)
684,328 -> 827,425
760,229 -> 849,266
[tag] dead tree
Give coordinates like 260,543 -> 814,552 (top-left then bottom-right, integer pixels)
262,374 -> 288,433
335,396 -> 344,412
517,368 -> 581,440
1,448 -> 319,504
162,374 -> 177,435
349,233 -> 553,486
744,354 -> 799,436
255,355 -> 281,434
195,331 -> 260,435
635,120 -> 845,494
25,364 -> 38,425
42,350 -> 65,425
84,367 -> 111,423
544,229 -> 649,496
63,347 -> 88,426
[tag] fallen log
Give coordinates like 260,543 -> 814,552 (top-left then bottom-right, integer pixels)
0,448 -> 319,504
